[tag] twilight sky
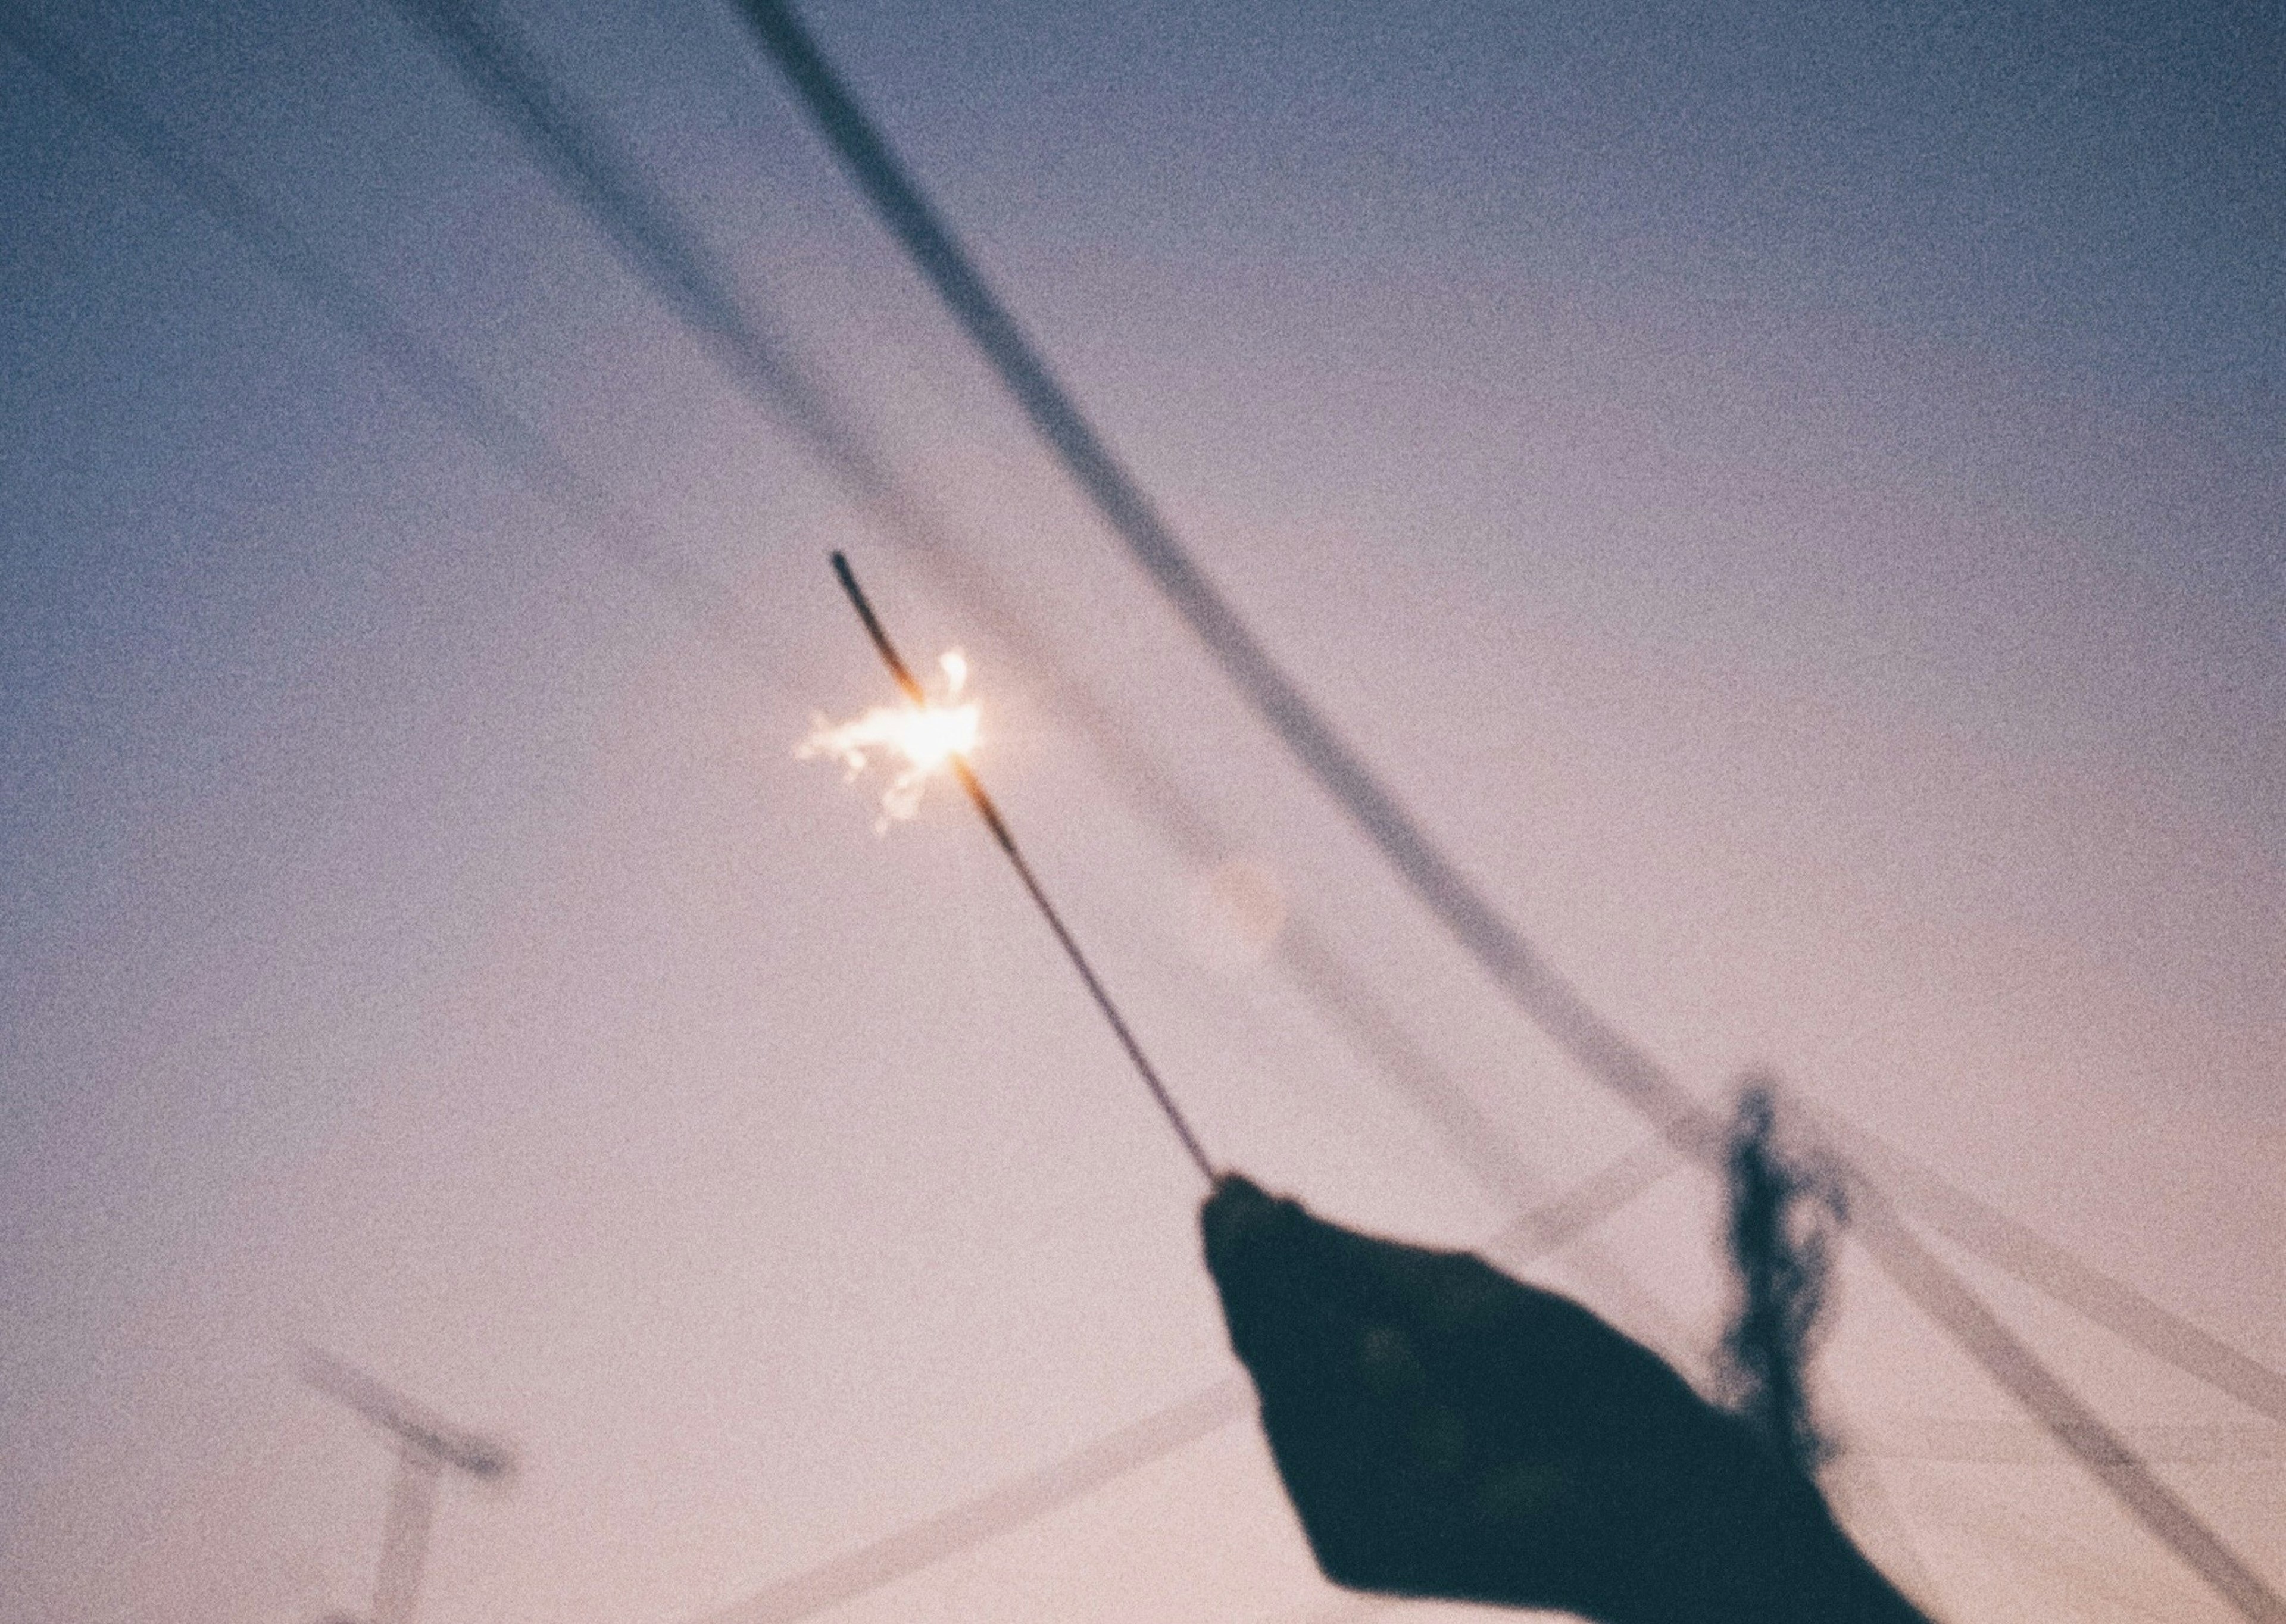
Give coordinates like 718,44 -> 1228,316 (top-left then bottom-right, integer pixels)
2,2 -> 2281,1622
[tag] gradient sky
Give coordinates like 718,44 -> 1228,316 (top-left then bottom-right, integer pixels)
3,2 -> 2281,1622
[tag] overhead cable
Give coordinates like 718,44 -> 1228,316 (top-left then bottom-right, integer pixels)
0,8 -> 762,649
387,0 -> 870,482
697,1378 -> 1251,1624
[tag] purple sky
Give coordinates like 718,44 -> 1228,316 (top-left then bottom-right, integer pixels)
4,2 -> 2281,1620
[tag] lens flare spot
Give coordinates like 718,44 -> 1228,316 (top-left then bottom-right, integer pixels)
1186,857 -> 1288,969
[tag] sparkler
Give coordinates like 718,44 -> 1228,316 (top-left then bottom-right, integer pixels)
813,552 -> 1216,1186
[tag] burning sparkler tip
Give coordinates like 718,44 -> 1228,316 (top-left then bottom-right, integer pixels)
798,645 -> 980,827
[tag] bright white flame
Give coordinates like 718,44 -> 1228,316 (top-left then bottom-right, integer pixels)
798,649 -> 980,832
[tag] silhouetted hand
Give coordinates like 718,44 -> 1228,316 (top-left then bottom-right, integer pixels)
1203,1174 -> 1928,1624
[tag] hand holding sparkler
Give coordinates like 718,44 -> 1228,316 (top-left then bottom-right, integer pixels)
805,553 -> 1216,1186
1200,1176 -> 1931,1624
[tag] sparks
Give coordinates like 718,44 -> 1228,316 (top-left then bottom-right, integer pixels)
798,648 -> 980,830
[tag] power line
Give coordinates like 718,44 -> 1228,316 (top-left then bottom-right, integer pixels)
0,7 -> 773,657
697,1378 -> 1250,1624
1859,1416 -> 2286,1466
726,5 -> 2285,1614
385,0 -> 868,484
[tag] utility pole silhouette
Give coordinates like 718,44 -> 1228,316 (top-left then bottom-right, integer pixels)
304,1351 -> 516,1624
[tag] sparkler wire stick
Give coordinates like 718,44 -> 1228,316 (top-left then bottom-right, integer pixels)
830,552 -> 1217,1186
